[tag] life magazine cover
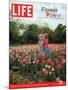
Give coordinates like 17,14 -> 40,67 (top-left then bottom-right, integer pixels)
9,0 -> 66,89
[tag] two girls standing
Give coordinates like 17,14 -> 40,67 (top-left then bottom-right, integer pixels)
39,32 -> 50,61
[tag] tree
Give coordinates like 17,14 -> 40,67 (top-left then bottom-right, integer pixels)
22,31 -> 39,44
28,24 -> 39,33
9,20 -> 19,44
54,24 -> 66,43
21,24 -> 39,44
19,23 -> 24,29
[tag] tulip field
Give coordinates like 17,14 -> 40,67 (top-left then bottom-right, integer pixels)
9,44 -> 66,84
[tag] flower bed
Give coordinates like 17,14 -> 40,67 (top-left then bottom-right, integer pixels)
9,44 -> 66,84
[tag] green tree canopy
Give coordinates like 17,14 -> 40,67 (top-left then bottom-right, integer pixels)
9,21 -> 19,44
54,24 -> 66,43
28,24 -> 38,32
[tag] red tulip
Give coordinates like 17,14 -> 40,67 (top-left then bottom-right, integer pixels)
35,60 -> 39,64
57,64 -> 61,70
51,62 -> 54,68
42,60 -> 46,64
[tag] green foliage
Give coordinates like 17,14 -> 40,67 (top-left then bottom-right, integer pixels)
9,20 -> 66,45
22,31 -> 39,44
19,24 -> 24,29
9,21 -> 19,44
54,24 -> 66,43
28,24 -> 38,32
9,72 -> 24,84
49,71 -> 56,81
38,24 -> 66,43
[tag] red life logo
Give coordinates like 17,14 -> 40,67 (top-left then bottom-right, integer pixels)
11,4 -> 33,17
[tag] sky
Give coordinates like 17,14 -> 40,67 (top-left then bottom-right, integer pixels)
10,0 -> 66,30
